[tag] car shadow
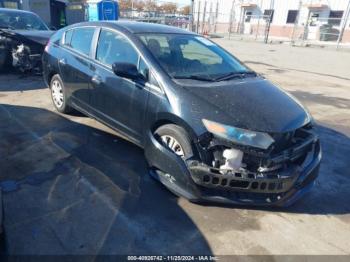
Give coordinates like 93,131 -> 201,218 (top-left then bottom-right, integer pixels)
280,124 -> 350,215
0,104 -> 212,255
0,74 -> 46,92
290,90 -> 350,110
0,103 -> 349,256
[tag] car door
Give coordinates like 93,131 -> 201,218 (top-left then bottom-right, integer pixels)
58,27 -> 96,110
89,28 -> 150,143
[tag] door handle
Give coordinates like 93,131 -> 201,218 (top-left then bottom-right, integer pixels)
58,58 -> 66,65
91,75 -> 102,85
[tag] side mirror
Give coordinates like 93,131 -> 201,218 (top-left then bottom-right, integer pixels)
50,26 -> 57,31
112,62 -> 145,81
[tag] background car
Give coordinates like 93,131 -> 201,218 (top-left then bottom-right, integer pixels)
0,8 -> 54,73
43,21 -> 321,206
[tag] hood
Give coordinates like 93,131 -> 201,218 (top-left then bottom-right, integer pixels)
8,30 -> 54,45
182,77 -> 310,133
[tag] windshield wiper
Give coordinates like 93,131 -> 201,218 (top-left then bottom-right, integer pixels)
214,71 -> 257,82
173,75 -> 216,82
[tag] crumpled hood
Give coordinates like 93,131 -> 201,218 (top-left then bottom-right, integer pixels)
7,30 -> 54,45
182,77 -> 310,133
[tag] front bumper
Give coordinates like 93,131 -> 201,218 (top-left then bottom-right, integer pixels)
145,129 -> 321,207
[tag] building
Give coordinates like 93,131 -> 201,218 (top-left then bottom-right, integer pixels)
0,0 -> 21,9
194,0 -> 350,43
0,0 -> 68,28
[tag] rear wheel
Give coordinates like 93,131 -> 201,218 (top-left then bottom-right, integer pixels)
154,124 -> 193,159
50,74 -> 72,114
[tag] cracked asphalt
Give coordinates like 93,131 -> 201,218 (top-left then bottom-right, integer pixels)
0,39 -> 349,255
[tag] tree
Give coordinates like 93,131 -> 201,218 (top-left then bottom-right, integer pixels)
143,0 -> 158,11
180,5 -> 191,15
119,0 -> 132,10
119,0 -> 146,11
159,3 -> 178,14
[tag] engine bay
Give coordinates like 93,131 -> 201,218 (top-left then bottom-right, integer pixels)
0,30 -> 47,73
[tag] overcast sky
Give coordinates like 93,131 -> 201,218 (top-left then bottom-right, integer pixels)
158,0 -> 190,7
176,0 -> 191,7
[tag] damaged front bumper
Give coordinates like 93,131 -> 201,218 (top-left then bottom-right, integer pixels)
145,127 -> 321,207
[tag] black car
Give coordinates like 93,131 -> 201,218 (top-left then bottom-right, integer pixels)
0,8 -> 54,72
43,21 -> 321,206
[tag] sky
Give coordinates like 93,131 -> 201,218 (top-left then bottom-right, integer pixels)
176,0 -> 191,7
159,0 -> 191,7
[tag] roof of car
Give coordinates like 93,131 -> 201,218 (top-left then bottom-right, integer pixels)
0,8 -> 36,14
72,20 -> 195,35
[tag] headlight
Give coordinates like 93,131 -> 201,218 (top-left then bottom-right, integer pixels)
202,119 -> 274,150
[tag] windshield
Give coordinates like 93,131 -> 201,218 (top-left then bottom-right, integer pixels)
0,10 -> 49,30
138,33 -> 250,80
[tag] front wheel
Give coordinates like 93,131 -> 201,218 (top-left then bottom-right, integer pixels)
50,74 -> 72,114
154,124 -> 193,159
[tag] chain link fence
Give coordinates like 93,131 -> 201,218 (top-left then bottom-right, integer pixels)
119,9 -> 191,30
193,10 -> 272,41
290,17 -> 346,48
117,1 -> 350,50
192,1 -> 350,50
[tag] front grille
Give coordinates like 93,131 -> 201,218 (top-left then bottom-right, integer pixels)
189,128 -> 318,194
200,186 -> 288,204
189,163 -> 298,193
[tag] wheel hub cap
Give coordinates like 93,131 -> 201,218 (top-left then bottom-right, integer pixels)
51,80 -> 64,108
160,135 -> 185,157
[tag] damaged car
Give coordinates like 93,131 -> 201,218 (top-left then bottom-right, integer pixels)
0,8 -> 54,73
43,21 -> 321,206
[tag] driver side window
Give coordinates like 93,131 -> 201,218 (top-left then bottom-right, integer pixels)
96,29 -> 139,66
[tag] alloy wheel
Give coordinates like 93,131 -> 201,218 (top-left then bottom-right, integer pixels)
161,135 -> 185,157
51,79 -> 64,108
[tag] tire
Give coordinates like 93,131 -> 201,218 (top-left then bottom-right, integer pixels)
154,124 -> 193,159
49,74 -> 72,114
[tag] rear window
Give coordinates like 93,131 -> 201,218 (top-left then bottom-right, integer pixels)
69,27 -> 95,56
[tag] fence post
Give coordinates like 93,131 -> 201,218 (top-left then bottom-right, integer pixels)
237,6 -> 243,34
302,10 -> 311,43
196,1 -> 201,33
264,14 -> 272,43
228,0 -> 236,39
336,0 -> 350,49
208,2 -> 213,33
255,0 -> 264,40
190,0 -> 195,32
264,0 -> 274,43
214,1 -> 219,33
291,0 -> 302,45
201,1 -> 207,34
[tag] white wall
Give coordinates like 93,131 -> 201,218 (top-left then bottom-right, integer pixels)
194,0 -> 350,27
